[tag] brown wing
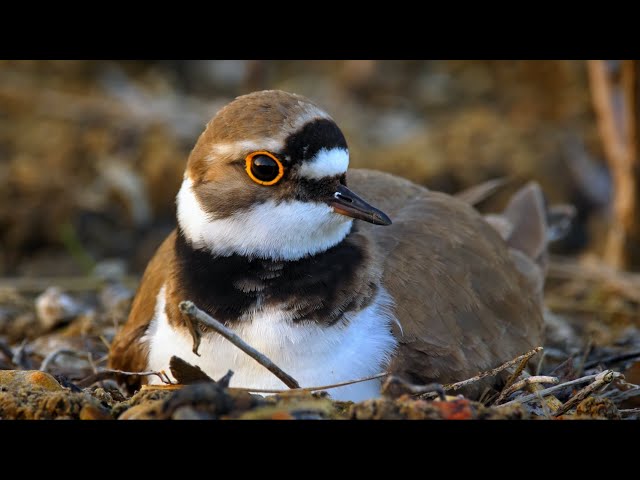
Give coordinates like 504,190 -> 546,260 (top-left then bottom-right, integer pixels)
348,169 -> 545,396
108,231 -> 176,379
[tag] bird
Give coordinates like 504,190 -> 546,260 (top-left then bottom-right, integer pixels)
109,89 -> 555,401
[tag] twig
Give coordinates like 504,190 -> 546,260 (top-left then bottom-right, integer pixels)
12,339 -> 31,369
537,389 -> 553,419
39,348 -> 90,373
576,338 -> 593,378
494,349 -> 542,404
535,350 -> 546,376
179,300 -> 300,389
180,307 -> 202,357
498,370 -> 617,409
87,352 -> 98,375
98,335 -> 112,350
554,370 -> 623,416
0,341 -> 16,367
619,408 -> 640,416
495,376 -> 559,404
441,347 -> 543,393
588,60 -> 640,269
95,354 -> 109,365
584,349 -> 640,369
228,372 -> 388,394
76,368 -> 172,388
381,376 -> 446,400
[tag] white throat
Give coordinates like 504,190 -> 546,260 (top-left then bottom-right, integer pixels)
176,176 -> 353,260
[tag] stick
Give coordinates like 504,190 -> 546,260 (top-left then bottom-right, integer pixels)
39,348 -> 89,373
229,372 -> 388,394
583,349 -> 640,369
179,300 -> 300,389
0,341 -> 15,367
575,338 -> 593,378
494,349 -> 542,404
12,339 -> 31,369
554,370 -> 622,416
498,370 -> 617,408
495,376 -> 559,404
588,60 -> 640,269
619,408 -> 640,416
76,368 -> 172,388
441,347 -> 543,393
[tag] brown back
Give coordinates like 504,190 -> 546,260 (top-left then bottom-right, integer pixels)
347,169 -> 545,396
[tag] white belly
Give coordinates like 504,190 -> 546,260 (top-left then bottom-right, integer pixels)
144,285 -> 398,402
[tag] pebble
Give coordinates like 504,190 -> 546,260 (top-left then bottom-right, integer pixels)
35,287 -> 84,330
0,370 -> 63,392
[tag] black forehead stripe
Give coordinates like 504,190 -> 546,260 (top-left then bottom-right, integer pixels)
282,119 -> 348,164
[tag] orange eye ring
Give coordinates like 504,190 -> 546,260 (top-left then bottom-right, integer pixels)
245,151 -> 284,186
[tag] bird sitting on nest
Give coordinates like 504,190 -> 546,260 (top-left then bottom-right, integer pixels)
109,90 -> 573,401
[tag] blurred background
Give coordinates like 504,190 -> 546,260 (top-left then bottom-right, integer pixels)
0,60 -> 613,278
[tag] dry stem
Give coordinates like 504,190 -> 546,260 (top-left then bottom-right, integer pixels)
495,376 -> 558,404
498,370 -> 619,409
442,347 -> 543,393
230,372 -> 388,394
77,368 -> 172,388
554,370 -> 623,416
179,300 -> 300,389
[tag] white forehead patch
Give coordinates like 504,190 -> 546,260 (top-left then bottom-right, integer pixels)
208,138 -> 284,161
299,148 -> 349,180
176,177 -> 353,260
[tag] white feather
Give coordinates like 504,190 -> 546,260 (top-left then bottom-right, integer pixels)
299,148 -> 349,180
176,177 -> 353,260
146,285 -> 398,402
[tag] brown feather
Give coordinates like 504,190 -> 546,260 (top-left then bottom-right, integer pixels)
108,231 -> 176,388
347,169 -> 545,397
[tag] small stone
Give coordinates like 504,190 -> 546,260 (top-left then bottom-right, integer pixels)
35,287 -> 84,330
171,406 -> 216,420
118,400 -> 164,420
576,396 -> 621,420
79,404 -> 112,420
93,259 -> 127,281
0,370 -> 63,392
99,283 -> 134,312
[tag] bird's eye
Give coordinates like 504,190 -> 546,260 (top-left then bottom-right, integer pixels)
245,151 -> 284,186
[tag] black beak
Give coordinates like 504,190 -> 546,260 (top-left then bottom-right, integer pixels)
327,185 -> 392,226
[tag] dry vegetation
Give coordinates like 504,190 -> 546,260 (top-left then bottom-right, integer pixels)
0,60 -> 639,420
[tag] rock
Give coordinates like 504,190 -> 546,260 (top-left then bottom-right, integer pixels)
575,396 -> 621,420
171,406 -> 216,420
80,404 -> 112,420
35,287 -> 84,330
239,392 -> 336,420
0,370 -> 111,420
93,259 -> 128,281
0,370 -> 63,392
99,282 -> 134,313
118,400 -> 165,420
